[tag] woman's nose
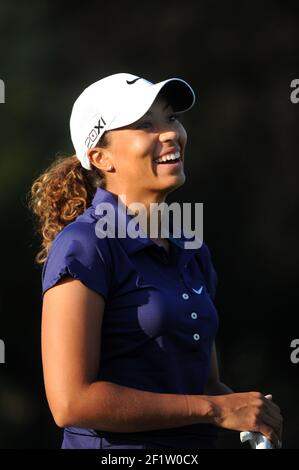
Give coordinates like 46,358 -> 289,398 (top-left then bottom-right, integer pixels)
159,129 -> 179,143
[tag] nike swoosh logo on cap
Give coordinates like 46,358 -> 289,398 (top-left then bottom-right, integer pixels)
126,77 -> 141,85
192,286 -> 203,295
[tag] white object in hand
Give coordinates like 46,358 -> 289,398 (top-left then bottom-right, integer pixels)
240,431 -> 273,449
239,394 -> 281,449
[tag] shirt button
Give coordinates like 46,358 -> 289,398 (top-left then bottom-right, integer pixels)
193,333 -> 200,341
182,293 -> 189,300
191,312 -> 198,319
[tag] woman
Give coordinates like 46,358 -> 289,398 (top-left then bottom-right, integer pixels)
28,73 -> 282,449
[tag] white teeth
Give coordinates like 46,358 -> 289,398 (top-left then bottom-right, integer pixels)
154,151 -> 180,164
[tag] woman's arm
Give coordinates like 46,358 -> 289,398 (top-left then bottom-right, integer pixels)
42,278 -> 282,446
41,277 -> 213,432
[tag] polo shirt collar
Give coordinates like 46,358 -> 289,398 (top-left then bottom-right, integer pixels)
91,187 -> 200,263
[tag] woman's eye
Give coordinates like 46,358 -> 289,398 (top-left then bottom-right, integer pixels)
136,115 -> 179,129
136,121 -> 152,129
169,114 -> 179,122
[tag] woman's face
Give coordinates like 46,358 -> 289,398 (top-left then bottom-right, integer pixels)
101,94 -> 188,199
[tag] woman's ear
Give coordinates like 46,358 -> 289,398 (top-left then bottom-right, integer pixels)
87,147 -> 113,172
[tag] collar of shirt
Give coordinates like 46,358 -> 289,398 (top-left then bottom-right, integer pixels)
91,187 -> 200,268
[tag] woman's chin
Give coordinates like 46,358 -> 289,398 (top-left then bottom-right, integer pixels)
159,174 -> 186,193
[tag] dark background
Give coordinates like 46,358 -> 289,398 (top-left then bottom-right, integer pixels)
0,0 -> 298,449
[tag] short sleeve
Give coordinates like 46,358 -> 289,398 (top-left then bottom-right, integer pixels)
41,222 -> 111,301
196,242 -> 218,301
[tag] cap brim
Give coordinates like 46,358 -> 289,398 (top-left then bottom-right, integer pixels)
154,78 -> 196,113
109,78 -> 195,131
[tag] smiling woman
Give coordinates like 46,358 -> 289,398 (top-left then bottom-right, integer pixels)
87,94 -> 187,208
28,72 -> 283,449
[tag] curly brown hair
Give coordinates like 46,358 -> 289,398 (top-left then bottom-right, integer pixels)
27,137 -> 109,265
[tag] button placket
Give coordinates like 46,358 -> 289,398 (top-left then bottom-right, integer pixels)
179,265 -> 202,343
190,312 -> 200,341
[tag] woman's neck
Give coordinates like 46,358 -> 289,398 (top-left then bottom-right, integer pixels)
116,191 -> 168,240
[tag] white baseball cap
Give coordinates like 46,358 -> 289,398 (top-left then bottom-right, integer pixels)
70,72 -> 196,170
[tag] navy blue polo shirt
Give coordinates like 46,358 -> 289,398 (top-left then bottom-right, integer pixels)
42,187 -> 219,449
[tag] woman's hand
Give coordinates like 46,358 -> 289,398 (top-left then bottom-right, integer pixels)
210,392 -> 283,448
